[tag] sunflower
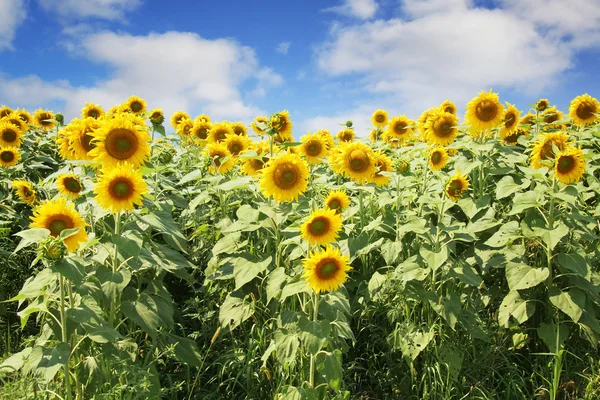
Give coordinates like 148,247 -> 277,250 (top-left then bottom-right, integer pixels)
56,128 -> 77,161
0,106 -> 13,118
425,111 -> 459,146
170,111 -> 190,130
302,245 -> 351,294
536,99 -> 550,112
371,109 -> 389,128
554,147 -> 585,184
3,113 -> 26,132
260,153 -> 309,202
429,147 -> 449,171
316,129 -> 335,150
124,95 -> 147,115
176,118 -> 194,137
205,143 -> 235,174
300,208 -> 343,246
241,141 -> 279,176
34,109 -> 56,130
191,120 -> 212,141
15,109 -> 33,125
30,198 -> 88,252
270,110 -> 293,140
0,121 -> 23,147
369,129 -> 381,142
502,128 -> 528,145
224,133 -> 251,156
385,115 -> 414,145
499,103 -> 521,139
94,163 -> 148,213
439,100 -> 457,115
56,174 -> 84,200
324,190 -> 350,213
0,146 -> 21,168
81,103 -> 105,120
299,133 -> 328,164
68,118 -> 101,161
371,151 -> 393,186
418,108 -> 437,140
194,114 -> 211,125
519,112 -> 536,128
336,128 -> 355,143
446,171 -> 470,201
208,122 -> 234,143
251,116 -> 269,135
530,132 -> 570,169
148,108 -> 165,125
229,121 -> 248,136
540,106 -> 563,130
465,90 -> 504,132
330,141 -> 376,183
569,94 -> 599,126
108,105 -> 121,116
89,113 -> 151,169
12,180 -> 36,204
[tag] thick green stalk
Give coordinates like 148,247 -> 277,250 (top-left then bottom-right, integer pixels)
110,212 -> 121,326
59,276 -> 73,400
358,189 -> 365,229
546,177 -> 557,289
309,292 -> 320,388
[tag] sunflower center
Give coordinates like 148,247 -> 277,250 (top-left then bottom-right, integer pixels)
308,217 -> 329,236
81,133 -> 95,152
250,159 -> 264,171
234,127 -> 244,135
39,114 -> 53,126
376,114 -> 385,123
48,215 -> 74,237
0,110 -> 10,118
576,104 -> 595,120
434,120 -> 453,138
23,187 -> 33,197
106,128 -> 139,160
504,112 -> 516,128
1,151 -> 15,162
89,110 -> 99,119
230,143 -> 242,154
211,151 -> 226,167
475,101 -> 498,122
431,151 -> 442,164
536,101 -> 548,112
541,139 -> 564,160
64,177 -> 82,193
273,163 -> 299,189
328,199 -> 341,210
217,130 -> 227,140
395,122 -> 407,134
348,150 -> 369,172
448,180 -> 463,196
2,129 -> 17,143
543,112 -> 559,124
131,102 -> 143,112
444,106 -> 454,113
317,259 -> 339,279
18,113 -> 29,122
557,155 -> 575,173
306,140 -> 322,156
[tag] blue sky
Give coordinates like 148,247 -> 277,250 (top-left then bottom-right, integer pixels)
1,0 -> 600,138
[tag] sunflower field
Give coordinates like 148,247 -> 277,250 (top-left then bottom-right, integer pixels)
1,92 -> 600,400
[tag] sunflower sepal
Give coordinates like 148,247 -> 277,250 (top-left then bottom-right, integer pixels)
12,228 -> 51,254
37,236 -> 68,262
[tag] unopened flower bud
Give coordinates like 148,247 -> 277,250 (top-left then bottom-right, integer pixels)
38,236 -> 67,261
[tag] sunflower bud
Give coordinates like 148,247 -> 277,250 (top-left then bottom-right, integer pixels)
38,236 -> 67,262
345,120 -> 353,128
55,113 -> 64,126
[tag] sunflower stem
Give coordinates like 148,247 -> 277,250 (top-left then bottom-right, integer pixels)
358,188 -> 365,230
110,212 -> 121,326
59,275 -> 73,400
418,165 -> 429,217
546,177 -> 557,291
309,291 -> 320,388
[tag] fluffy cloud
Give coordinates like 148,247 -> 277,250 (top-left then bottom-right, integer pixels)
276,41 -> 291,55
323,0 -> 378,19
0,31 -> 283,122
37,0 -> 142,20
0,0 -> 27,51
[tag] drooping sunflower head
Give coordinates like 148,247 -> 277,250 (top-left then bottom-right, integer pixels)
445,171 -> 470,201
324,190 -> 350,213
554,147 -> 585,184
385,115 -> 414,145
68,117 -> 101,161
148,108 -> 165,125
251,116 -> 268,135
93,163 -> 148,213
336,128 -> 355,143
331,141 -> 376,183
439,100 -> 457,115
15,109 -> 33,125
519,112 -> 536,128
241,140 -> 279,176
371,109 -> 389,128
530,132 -> 570,169
569,94 -> 599,127
465,90 -> 504,132
224,133 -> 251,156
56,174 -> 84,200
429,147 -> 449,171
540,106 -> 564,129
0,106 -> 13,119
81,103 -> 105,120
500,103 -> 521,137
299,132 -> 328,164
270,110 -> 292,138
0,146 -> 21,168
229,121 -> 248,137
302,245 -> 351,294
371,151 -> 393,187
205,142 -> 235,174
536,99 -> 550,112
124,95 -> 147,115
300,208 -> 343,246
316,129 -> 335,150
208,122 -> 234,143
259,153 -> 309,202
170,110 -> 190,130
30,197 -> 88,252
89,113 -> 151,169
426,110 -> 459,146
34,109 -> 56,130
12,179 -> 36,204
502,127 -> 528,145
191,120 -> 212,142
0,120 -> 23,147
369,129 -> 381,143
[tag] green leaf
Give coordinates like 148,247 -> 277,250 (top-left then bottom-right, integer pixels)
212,232 -> 247,257
139,207 -> 188,253
280,277 -> 311,301
121,293 -> 174,338
549,287 -> 585,323
177,169 -> 203,185
399,328 -> 435,363
233,256 -> 272,290
13,228 -> 50,254
95,266 -> 132,303
532,222 -> 569,251
51,256 -> 86,285
265,267 -> 289,304
219,292 -> 254,330
276,386 -> 319,400
419,247 -> 448,272
316,349 -> 343,391
556,252 -> 590,280
368,271 -> 388,296
505,263 -> 549,291
449,264 -> 482,286
495,176 -> 529,200
0,347 -> 33,373
537,321 -> 569,354
35,343 -> 70,383
215,176 -> 253,191
510,191 -> 544,215
438,342 -> 463,381
394,256 -> 429,282
67,297 -> 121,343
274,329 -> 299,367
298,316 -> 331,355
164,333 -> 204,367
112,230 -> 143,258
498,291 -> 535,327
379,240 -> 403,264
485,221 -> 521,248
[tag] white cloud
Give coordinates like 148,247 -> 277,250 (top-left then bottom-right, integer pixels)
276,41 -> 291,55
323,0 -> 378,19
401,0 -> 471,18
0,0 -> 27,51
0,31 -> 283,123
37,0 -> 142,20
